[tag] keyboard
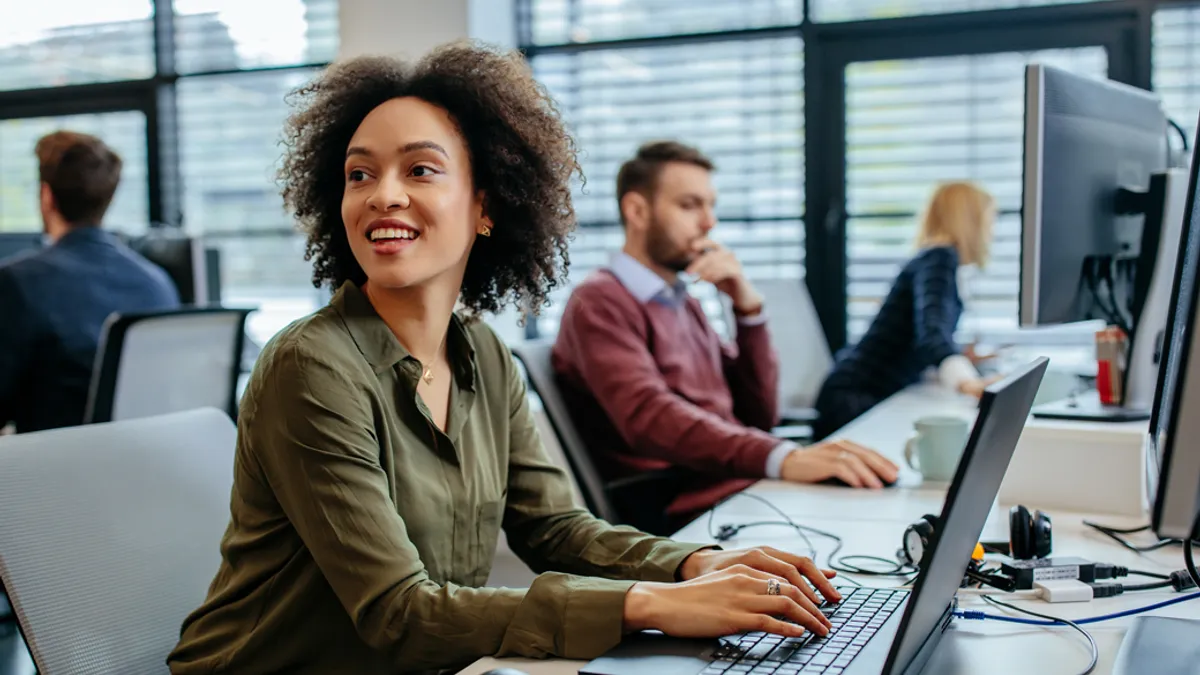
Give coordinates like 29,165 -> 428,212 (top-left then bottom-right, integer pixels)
700,587 -> 908,675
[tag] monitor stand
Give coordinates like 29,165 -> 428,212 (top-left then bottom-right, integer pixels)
1112,616 -> 1200,675
1031,390 -> 1149,422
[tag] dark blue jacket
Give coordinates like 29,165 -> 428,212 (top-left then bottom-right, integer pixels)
825,245 -> 964,401
0,228 -> 181,432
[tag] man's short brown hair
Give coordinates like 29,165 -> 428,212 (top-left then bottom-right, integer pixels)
615,140 -> 713,225
35,131 -> 123,226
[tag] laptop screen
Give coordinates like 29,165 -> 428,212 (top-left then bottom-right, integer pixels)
884,358 -> 1048,674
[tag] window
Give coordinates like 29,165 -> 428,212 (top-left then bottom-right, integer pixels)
173,0 -> 338,73
810,0 -> 1106,23
523,0 -> 802,45
1153,5 -> 1200,146
178,68 -> 323,344
529,36 -> 805,337
844,47 -> 1108,341
171,0 -> 337,343
0,1 -> 155,91
0,112 -> 149,234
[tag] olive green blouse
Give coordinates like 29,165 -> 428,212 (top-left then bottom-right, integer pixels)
167,282 -> 708,674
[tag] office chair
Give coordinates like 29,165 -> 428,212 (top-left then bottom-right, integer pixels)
724,278 -> 832,431
510,341 -> 682,535
84,307 -> 251,424
0,409 -> 236,675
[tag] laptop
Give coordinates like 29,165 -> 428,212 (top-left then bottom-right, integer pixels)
582,357 -> 1049,675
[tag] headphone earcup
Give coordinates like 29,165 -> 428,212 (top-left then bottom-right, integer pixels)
1009,505 -> 1034,560
1033,510 -> 1053,558
900,514 -> 940,567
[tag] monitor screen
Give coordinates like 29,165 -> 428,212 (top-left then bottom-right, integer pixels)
1150,113 -> 1200,540
124,233 -> 209,305
1021,65 -> 1168,327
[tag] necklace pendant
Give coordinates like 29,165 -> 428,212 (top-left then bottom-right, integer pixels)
422,366 -> 434,385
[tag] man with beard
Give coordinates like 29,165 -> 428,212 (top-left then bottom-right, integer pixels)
553,141 -> 897,530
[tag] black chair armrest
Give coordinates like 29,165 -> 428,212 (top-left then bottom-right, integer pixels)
773,424 -> 814,444
604,469 -> 685,536
779,406 -> 820,425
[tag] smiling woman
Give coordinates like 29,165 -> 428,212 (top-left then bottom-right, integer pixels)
166,40 -> 844,675
281,45 -> 578,319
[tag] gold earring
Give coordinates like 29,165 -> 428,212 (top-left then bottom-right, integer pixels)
478,225 -> 491,237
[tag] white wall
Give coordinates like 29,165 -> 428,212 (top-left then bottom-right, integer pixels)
339,0 -> 514,61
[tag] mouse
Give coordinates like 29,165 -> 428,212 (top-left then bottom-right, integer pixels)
481,669 -> 531,675
820,476 -> 897,488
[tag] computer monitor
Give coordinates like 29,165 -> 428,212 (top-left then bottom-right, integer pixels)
1021,64 -> 1186,421
1021,64 -> 1169,326
124,233 -> 212,306
1149,113 -> 1200,543
0,232 -> 45,263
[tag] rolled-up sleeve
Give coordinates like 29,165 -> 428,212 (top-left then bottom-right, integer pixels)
248,343 -> 652,667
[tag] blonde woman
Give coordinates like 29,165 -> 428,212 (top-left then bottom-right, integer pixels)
812,182 -> 997,440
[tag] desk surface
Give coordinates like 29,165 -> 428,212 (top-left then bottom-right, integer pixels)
463,385 -> 1195,675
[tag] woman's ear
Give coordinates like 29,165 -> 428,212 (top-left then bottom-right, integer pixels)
477,215 -> 494,237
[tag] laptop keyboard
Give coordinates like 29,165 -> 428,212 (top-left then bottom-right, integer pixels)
700,587 -> 907,675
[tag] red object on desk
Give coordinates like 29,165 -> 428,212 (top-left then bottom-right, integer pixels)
1097,359 -> 1115,405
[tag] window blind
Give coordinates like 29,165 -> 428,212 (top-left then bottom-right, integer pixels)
178,68 -> 325,344
844,47 -> 1107,342
529,36 -> 805,337
810,0 -> 1105,23
0,1 -> 154,91
523,0 -> 801,46
174,0 -> 338,74
1153,5 -> 1200,146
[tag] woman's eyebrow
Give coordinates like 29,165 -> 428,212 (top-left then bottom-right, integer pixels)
345,141 -> 449,160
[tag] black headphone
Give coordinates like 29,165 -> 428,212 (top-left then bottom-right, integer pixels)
898,514 -> 939,568
995,505 -> 1054,560
899,505 -> 1052,568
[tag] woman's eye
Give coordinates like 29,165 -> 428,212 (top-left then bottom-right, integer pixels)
348,169 -> 368,182
411,165 -> 436,177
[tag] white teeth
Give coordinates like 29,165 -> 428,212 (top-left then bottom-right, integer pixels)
369,227 -> 418,241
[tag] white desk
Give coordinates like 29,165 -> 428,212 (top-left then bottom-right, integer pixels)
463,385 -> 1197,675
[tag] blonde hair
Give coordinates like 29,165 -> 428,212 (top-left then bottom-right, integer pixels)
916,181 -> 996,267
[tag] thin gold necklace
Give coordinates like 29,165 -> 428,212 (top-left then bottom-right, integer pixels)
420,335 -> 447,385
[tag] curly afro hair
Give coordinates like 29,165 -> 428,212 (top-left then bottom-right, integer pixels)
278,40 -> 580,317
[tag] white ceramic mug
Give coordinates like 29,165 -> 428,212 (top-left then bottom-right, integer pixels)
904,416 -> 971,482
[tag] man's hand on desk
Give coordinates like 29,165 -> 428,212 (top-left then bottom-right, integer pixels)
958,374 -> 1005,399
624,549 -> 839,639
779,440 -> 899,489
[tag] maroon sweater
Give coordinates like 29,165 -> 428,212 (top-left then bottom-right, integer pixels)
552,269 -> 782,520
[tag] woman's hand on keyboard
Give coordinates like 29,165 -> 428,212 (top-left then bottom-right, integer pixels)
679,546 -> 841,605
623,565 -> 833,639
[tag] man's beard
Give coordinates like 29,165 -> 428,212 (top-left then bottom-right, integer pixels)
645,216 -> 692,272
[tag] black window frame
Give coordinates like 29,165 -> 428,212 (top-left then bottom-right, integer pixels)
0,0 -> 333,230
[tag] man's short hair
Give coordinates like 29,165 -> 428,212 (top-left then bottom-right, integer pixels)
35,131 -> 123,227
615,141 -> 713,225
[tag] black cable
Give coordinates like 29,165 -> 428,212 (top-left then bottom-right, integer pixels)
1119,580 -> 1174,592
981,595 -> 1098,675
1082,520 -> 1181,553
1083,522 -> 1149,535
1127,569 -> 1171,581
706,492 -> 914,582
1170,117 -> 1190,152
1186,510 -> 1200,592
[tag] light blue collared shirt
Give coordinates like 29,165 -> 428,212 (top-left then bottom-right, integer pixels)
606,252 -> 794,478
608,252 -> 687,306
